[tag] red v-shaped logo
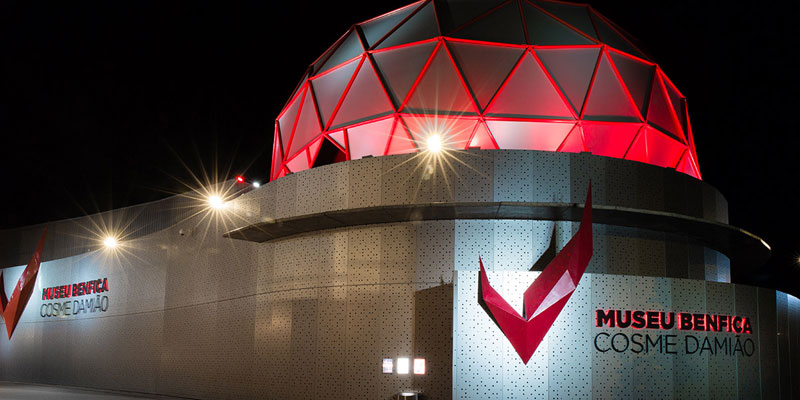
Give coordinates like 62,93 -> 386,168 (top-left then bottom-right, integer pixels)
1,228 -> 47,340
478,187 -> 593,364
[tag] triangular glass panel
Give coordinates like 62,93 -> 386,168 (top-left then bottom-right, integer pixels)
271,127 -> 283,181
646,73 -> 685,142
285,69 -> 310,112
582,122 -> 641,158
287,86 -> 323,158
387,118 -> 419,154
590,11 -> 646,59
308,138 -> 323,162
346,117 -> 395,160
312,137 -> 348,168
310,58 -> 360,129
532,1 -> 597,39
434,0 -> 507,34
623,129 -> 647,163
609,50 -> 654,118
376,2 -> 440,50
468,122 -> 497,149
402,115 -> 478,150
285,152 -> 310,174
373,41 -> 437,107
330,57 -> 395,129
485,51 -> 574,119
582,51 -> 642,122
328,130 -> 347,151
403,45 -> 478,115
360,1 -> 424,48
486,120 -> 574,151
452,1 -> 527,45
535,47 -> 600,115
676,152 -> 700,179
315,29 -> 365,75
277,86 -> 305,152
558,124 -> 584,152
522,2 -> 595,46
661,73 -> 687,134
643,126 -> 685,168
447,40 -> 524,110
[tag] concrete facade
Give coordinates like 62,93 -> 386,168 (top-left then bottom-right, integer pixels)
0,150 -> 796,399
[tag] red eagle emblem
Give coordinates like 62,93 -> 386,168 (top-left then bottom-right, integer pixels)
1,228 -> 47,340
479,188 -> 593,363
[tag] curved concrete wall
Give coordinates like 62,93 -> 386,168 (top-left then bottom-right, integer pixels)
0,151 -> 790,399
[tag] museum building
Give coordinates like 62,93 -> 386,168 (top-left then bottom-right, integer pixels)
1,0 -> 799,399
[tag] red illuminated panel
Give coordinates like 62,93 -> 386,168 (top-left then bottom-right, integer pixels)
535,47 -> 601,115
360,1 -> 423,48
402,115 -> 478,150
485,51 -> 574,119
330,57 -> 395,129
647,72 -> 685,143
403,43 -> 478,115
582,122 -> 641,158
376,2 -> 439,50
486,120 -> 575,152
387,118 -> 418,154
286,86 -> 322,158
468,122 -> 498,149
346,117 -> 395,159
558,124 -> 585,153
582,51 -> 641,122
452,1 -> 527,45
623,129 -> 647,163
608,49 -> 655,118
642,126 -> 686,168
277,87 -> 304,154
285,152 -> 310,173
328,130 -> 346,151
372,41 -> 437,108
310,58 -> 360,128
446,40 -> 524,111
271,125 -> 283,180
271,0 -> 700,181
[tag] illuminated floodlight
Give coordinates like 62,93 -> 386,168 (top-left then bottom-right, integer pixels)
252,181 -> 261,188
396,357 -> 410,374
208,195 -> 227,210
413,358 -> 425,375
426,134 -> 443,153
382,358 -> 393,374
103,236 -> 119,249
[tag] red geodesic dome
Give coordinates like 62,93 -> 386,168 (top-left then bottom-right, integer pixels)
271,0 -> 701,181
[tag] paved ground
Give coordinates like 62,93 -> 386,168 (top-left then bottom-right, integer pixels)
0,381 -> 184,399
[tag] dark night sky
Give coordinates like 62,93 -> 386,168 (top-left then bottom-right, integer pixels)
1,1 -> 799,294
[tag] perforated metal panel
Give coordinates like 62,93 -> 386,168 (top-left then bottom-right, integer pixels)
757,287 -> 779,399
705,281 -> 737,399
671,278 -> 708,400
629,277 -> 673,399
494,151 -> 534,202
548,270 -> 592,399
455,220 -> 494,271
454,150 -> 494,202
0,150 -> 785,400
591,274 -> 634,399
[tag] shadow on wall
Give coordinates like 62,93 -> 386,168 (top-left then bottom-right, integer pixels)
410,283 -> 453,400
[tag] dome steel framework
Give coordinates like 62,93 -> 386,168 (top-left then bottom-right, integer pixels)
271,0 -> 701,181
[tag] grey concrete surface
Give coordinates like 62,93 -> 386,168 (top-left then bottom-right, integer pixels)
0,381 -> 180,400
